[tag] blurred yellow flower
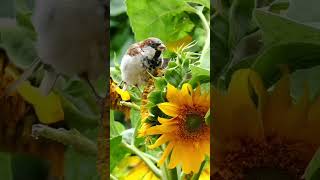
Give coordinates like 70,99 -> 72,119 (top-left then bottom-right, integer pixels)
212,69 -> 320,179
145,83 -> 210,174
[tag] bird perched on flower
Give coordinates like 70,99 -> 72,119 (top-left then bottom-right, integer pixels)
120,37 -> 166,90
7,0 -> 107,98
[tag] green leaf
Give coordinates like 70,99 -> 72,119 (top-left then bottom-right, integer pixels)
190,64 -> 210,76
212,14 -> 230,78
165,68 -> 183,87
290,66 -> 320,102
64,128 -> 99,180
229,0 -> 255,47
110,110 -> 125,137
59,79 -> 100,131
0,28 -> 37,68
0,152 -> 12,180
154,77 -> 167,90
148,90 -> 165,105
252,42 -> 320,87
304,147 -> 320,180
287,0 -> 320,24
130,108 -> 141,128
255,10 -> 320,45
126,0 -> 195,43
65,149 -> 99,180
189,74 -> 210,88
110,136 -> 129,171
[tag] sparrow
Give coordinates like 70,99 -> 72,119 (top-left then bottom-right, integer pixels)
120,37 -> 166,90
6,0 -> 108,98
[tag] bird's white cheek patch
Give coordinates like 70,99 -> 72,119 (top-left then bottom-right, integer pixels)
141,46 -> 156,59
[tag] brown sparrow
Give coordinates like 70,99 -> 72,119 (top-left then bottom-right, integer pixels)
120,37 -> 166,90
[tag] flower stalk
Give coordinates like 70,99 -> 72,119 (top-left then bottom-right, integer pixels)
121,141 -> 162,178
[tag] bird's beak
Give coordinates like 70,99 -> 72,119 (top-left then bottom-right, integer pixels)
157,44 -> 166,51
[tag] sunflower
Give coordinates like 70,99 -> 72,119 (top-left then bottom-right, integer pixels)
110,78 -> 131,120
144,83 -> 210,174
113,156 -> 159,180
212,69 -> 320,179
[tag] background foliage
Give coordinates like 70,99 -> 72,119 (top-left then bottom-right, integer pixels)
213,0 -> 320,179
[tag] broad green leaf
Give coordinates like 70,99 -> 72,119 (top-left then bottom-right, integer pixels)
189,65 -> 210,87
268,0 -> 289,13
130,108 -> 141,128
229,0 -> 255,47
0,28 -> 37,68
255,10 -> 320,45
17,81 -> 64,124
190,64 -> 210,76
304,147 -> 320,180
126,0 -> 195,43
59,79 -> 100,131
212,14 -> 230,78
110,136 -> 129,171
110,110 -> 125,137
64,128 -> 99,180
287,0 -> 320,24
290,66 -> 320,101
252,42 -> 320,87
65,149 -> 99,180
0,152 -> 12,180
189,74 -> 210,88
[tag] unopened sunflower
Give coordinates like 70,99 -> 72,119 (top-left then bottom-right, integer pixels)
144,83 -> 210,174
213,69 -> 320,179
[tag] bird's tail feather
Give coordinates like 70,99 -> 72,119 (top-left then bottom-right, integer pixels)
6,58 -> 43,95
39,70 -> 59,96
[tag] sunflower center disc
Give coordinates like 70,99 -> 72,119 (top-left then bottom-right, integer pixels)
186,114 -> 203,132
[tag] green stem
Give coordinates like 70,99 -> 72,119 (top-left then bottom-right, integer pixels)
195,7 -> 210,65
120,101 -> 140,111
191,161 -> 206,180
131,115 -> 141,146
121,142 -> 162,178
143,152 -> 159,163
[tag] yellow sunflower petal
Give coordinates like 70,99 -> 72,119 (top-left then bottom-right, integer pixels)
126,163 -> 149,179
17,81 -> 64,124
158,142 -> 174,166
192,85 -> 202,105
166,83 -> 181,105
148,135 -> 171,149
158,117 -> 177,124
115,86 -> 130,101
305,95 -> 320,144
157,102 -> 179,117
168,142 -> 183,169
213,69 -> 264,143
180,83 -> 193,106
145,124 -> 177,135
